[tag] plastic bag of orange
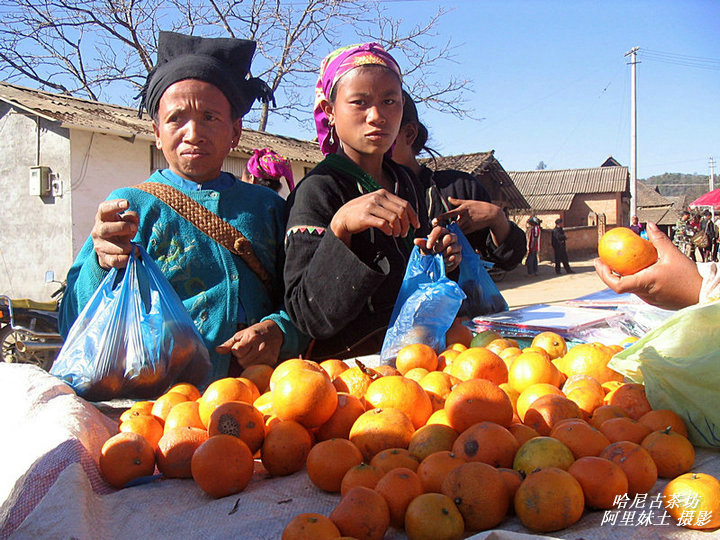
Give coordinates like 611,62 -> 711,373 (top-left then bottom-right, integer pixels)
51,244 -> 210,401
380,246 -> 465,364
608,300 -> 720,448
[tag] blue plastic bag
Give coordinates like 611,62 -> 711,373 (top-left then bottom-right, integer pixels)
449,222 -> 509,317
51,244 -> 211,401
380,246 -> 465,363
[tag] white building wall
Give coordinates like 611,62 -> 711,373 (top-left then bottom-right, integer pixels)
69,131 -> 153,256
0,104 -> 74,300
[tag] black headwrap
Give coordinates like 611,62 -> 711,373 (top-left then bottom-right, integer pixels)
138,31 -> 275,119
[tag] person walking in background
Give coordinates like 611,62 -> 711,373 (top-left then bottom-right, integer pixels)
629,215 -> 643,236
242,148 -> 295,195
551,218 -> 574,274
699,210 -> 717,263
526,216 -> 541,276
713,213 -> 720,262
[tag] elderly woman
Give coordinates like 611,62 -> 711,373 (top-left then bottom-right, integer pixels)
59,32 -> 307,382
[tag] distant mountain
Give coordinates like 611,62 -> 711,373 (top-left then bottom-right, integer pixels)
640,173 -> 712,202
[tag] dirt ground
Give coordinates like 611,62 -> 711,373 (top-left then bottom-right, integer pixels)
495,255 -> 608,309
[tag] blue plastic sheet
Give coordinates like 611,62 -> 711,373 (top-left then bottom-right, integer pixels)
51,244 -> 210,401
449,222 -> 508,317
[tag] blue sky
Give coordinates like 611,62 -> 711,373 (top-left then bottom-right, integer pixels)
271,0 -> 719,180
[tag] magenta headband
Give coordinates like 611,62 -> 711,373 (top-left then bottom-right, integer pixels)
246,148 -> 295,190
314,43 -> 402,156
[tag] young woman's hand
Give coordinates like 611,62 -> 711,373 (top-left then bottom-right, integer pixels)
594,222 -> 703,310
415,226 -> 462,272
434,196 -> 511,245
330,189 -> 421,246
91,199 -> 139,270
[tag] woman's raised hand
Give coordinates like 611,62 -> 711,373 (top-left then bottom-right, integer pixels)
330,189 -> 421,246
415,226 -> 462,272
91,199 -> 139,270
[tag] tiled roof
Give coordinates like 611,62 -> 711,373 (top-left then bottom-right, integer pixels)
508,166 -> 629,197
637,182 -> 673,208
522,193 -> 575,211
420,151 -> 529,209
637,206 -> 680,226
0,81 -> 324,164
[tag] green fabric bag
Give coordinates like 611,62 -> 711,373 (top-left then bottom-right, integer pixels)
608,300 -> 720,448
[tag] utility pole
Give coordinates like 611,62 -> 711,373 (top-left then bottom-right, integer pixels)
625,47 -> 639,225
710,157 -> 715,192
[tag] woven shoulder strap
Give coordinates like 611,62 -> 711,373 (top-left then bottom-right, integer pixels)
134,182 -> 274,296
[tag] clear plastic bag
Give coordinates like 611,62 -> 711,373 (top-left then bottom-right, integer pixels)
380,246 -> 465,363
51,244 -> 211,401
608,300 -> 720,448
449,222 -> 508,317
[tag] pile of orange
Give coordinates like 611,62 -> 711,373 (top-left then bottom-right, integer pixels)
97,325 -> 718,537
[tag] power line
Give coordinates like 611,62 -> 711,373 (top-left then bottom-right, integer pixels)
640,48 -> 720,71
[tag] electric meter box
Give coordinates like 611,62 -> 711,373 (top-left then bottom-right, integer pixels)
29,166 -> 51,196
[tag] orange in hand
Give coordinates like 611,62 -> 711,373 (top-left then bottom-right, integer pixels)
598,226 -> 658,276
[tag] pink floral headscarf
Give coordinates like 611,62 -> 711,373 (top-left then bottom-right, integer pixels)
314,43 -> 402,156
246,148 -> 295,190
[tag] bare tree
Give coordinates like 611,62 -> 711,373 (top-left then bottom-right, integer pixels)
0,0 -> 472,133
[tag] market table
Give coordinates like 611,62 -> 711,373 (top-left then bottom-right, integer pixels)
1,363 -> 718,540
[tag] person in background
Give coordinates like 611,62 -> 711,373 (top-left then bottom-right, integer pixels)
629,215 -> 643,236
595,222 -> 720,310
283,43 -> 461,360
391,90 -> 527,272
551,218 -> 574,274
60,32 -> 307,381
242,147 -> 295,195
714,213 -> 720,262
699,209 -> 717,263
526,217 -> 542,276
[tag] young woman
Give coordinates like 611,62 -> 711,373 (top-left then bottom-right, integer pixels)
392,91 -> 527,273
283,43 -> 461,360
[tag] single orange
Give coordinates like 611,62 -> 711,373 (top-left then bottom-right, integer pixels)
156,426 -> 209,478
163,400 -> 204,432
167,382 -> 201,401
375,467 -> 424,529
419,370 -> 460,411
240,363 -> 274,394
549,419 -> 611,458
531,331 -> 567,360
407,423 -> 459,461
363,376 -> 432,429
395,343 -> 438,374
329,486 -> 390,540
555,343 -> 623,384
404,493 -> 465,540
523,393 -> 584,436
198,377 -> 254,427
515,383 -> 564,422
508,422 -> 540,447
319,358 -> 349,380
207,401 -> 265,454
260,420 -> 313,477
306,438 -> 364,493
589,404 -> 630,430
99,432 -> 155,489
151,391 -> 190,425
452,421 -> 519,468
316,392 -> 366,441
568,456 -> 629,509
514,467 -> 584,532
426,408 -> 453,428
598,416 -> 653,444
191,434 -> 254,498
340,463 -> 384,496
349,407 -> 415,462
638,409 -> 688,438
446,347 -> 508,385
663,473 -> 720,530
512,436 -> 575,476
272,364 -> 338,428
445,318 -> 474,348
281,513 -> 341,540
603,382 -> 652,420
641,427 -> 696,478
440,461 -> 508,532
508,351 -> 562,394
598,226 -> 658,275
404,367 -> 430,383
444,379 -> 514,432
599,441 -> 658,495
119,414 -> 164,449
369,447 -> 421,474
416,450 -> 467,494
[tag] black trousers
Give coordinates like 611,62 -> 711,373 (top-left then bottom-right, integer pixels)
553,246 -> 572,273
